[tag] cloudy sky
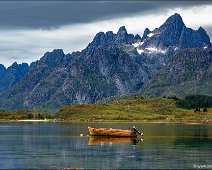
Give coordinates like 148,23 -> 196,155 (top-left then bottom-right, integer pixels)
0,1 -> 212,67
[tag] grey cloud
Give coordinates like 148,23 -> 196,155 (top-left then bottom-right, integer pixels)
0,1 -> 212,29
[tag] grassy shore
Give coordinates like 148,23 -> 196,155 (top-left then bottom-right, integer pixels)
0,109 -> 52,121
55,97 -> 212,123
0,97 -> 211,124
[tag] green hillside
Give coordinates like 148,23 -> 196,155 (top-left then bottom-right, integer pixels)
55,97 -> 212,122
0,109 -> 52,120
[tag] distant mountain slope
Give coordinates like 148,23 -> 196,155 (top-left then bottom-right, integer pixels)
0,64 -> 6,79
0,62 -> 29,94
0,13 -> 211,111
0,42 -> 158,111
141,48 -> 212,98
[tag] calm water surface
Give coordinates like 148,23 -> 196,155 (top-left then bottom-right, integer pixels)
0,122 -> 211,169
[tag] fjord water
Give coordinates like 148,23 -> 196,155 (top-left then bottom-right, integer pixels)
0,123 -> 211,169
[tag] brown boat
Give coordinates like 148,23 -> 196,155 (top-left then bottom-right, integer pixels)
88,126 -> 143,137
88,137 -> 140,145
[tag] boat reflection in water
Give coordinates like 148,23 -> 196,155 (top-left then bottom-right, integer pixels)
88,137 -> 142,146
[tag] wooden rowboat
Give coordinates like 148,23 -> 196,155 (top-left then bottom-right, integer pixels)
88,126 -> 143,137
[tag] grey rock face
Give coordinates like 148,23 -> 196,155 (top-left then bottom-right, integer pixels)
141,48 -> 212,98
178,26 -> 211,49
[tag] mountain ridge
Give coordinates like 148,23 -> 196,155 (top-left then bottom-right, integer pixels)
0,13 -> 211,111
136,13 -> 211,55
0,62 -> 29,95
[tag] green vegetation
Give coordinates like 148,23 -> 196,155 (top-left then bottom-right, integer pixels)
1,95 -> 211,122
0,109 -> 52,120
55,96 -> 212,122
176,95 -> 212,109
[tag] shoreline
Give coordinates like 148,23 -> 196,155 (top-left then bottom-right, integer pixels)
0,119 -> 55,123
17,119 -> 52,122
0,119 -> 211,125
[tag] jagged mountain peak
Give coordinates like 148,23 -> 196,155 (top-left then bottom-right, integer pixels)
0,64 -> 5,68
198,26 -> 204,31
42,49 -> 64,59
43,49 -> 64,56
117,26 -> 128,35
51,49 -> 64,55
158,13 -> 185,33
169,13 -> 183,21
134,34 -> 142,41
11,62 -> 18,67
87,25 -> 141,50
0,64 -> 6,77
0,64 -> 6,70
93,32 -> 105,40
0,62 -> 30,95
162,13 -> 184,26
143,28 -> 151,38
135,13 -> 211,54
8,62 -> 29,70
39,49 -> 65,68
197,26 -> 211,41
13,61 -> 18,64
87,31 -> 114,49
140,13 -> 184,41
106,31 -> 114,37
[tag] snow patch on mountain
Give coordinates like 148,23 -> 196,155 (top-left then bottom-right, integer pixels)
137,48 -> 144,54
146,47 -> 167,54
132,41 -> 144,48
147,33 -> 155,37
136,46 -> 167,54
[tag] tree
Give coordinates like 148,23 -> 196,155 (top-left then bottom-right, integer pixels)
177,95 -> 212,109
194,108 -> 200,112
27,113 -> 33,119
203,107 -> 208,112
37,113 -> 43,119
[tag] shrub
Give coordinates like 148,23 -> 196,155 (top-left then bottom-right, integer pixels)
203,107 -> 208,112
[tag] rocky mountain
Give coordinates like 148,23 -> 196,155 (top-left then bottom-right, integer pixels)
0,13 -> 211,111
0,64 -> 6,78
0,40 -> 156,111
0,62 -> 29,95
141,48 -> 212,98
134,13 -> 211,55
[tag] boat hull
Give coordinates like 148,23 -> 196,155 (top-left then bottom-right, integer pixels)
88,127 -> 137,137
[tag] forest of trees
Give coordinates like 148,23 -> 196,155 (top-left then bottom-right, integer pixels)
176,95 -> 212,110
